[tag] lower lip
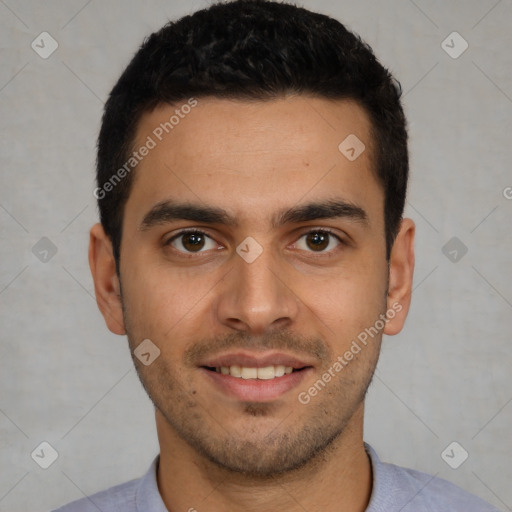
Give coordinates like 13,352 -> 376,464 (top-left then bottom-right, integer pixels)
201,367 -> 313,402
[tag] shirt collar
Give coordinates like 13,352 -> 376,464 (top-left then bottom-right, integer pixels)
135,454 -> 168,512
364,443 -> 431,512
136,444 -> 417,512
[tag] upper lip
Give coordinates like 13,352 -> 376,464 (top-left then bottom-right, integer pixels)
199,351 -> 316,369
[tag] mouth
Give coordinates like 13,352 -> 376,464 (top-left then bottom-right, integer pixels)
198,352 -> 315,401
204,364 -> 305,379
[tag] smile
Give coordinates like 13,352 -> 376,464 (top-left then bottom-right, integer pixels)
211,365 -> 296,379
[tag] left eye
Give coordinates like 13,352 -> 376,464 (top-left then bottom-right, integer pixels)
168,231 -> 218,253
294,231 -> 341,253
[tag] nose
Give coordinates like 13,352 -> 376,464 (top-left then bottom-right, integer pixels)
213,245 -> 299,335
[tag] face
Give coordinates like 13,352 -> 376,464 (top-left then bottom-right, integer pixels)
90,96 -> 414,477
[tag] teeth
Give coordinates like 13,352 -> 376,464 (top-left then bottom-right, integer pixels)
230,365 -> 242,378
241,367 -> 258,379
216,365 -> 295,379
275,365 -> 285,377
257,366 -> 276,380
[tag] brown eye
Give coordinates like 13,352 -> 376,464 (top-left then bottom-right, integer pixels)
306,232 -> 329,251
168,231 -> 217,253
295,230 -> 341,253
182,232 -> 205,252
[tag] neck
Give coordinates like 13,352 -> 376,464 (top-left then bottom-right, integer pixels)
155,404 -> 372,512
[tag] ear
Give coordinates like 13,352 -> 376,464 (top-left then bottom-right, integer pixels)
384,218 -> 415,336
88,223 -> 126,335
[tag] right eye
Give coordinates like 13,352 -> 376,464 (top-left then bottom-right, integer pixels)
166,230 -> 219,254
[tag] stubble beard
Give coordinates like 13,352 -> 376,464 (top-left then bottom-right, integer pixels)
120,279 -> 385,478
126,331 -> 381,479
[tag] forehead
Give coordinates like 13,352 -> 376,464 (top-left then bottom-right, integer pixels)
126,96 -> 382,228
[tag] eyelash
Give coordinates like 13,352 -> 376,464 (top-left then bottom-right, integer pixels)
164,228 -> 345,257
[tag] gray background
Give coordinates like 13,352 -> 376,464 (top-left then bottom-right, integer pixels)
0,0 -> 511,510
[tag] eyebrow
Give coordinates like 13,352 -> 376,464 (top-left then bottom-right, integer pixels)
139,198 -> 368,231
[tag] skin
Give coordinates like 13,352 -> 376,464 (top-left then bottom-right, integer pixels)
89,96 -> 415,512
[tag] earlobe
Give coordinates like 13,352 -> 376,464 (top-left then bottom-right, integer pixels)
88,223 -> 126,335
384,218 -> 415,336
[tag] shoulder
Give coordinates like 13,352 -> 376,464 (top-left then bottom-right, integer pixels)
382,462 -> 500,511
365,444 -> 501,512
51,455 -> 163,512
51,477 -> 139,512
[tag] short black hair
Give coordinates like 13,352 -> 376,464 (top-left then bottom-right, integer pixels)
95,0 -> 408,268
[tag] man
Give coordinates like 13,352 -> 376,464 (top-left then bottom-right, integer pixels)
55,1 -> 500,510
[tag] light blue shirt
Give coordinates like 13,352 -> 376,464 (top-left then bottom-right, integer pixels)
53,443 -> 501,511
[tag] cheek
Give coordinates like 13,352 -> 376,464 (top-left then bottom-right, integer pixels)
295,259 -> 388,341
120,255 -> 217,342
